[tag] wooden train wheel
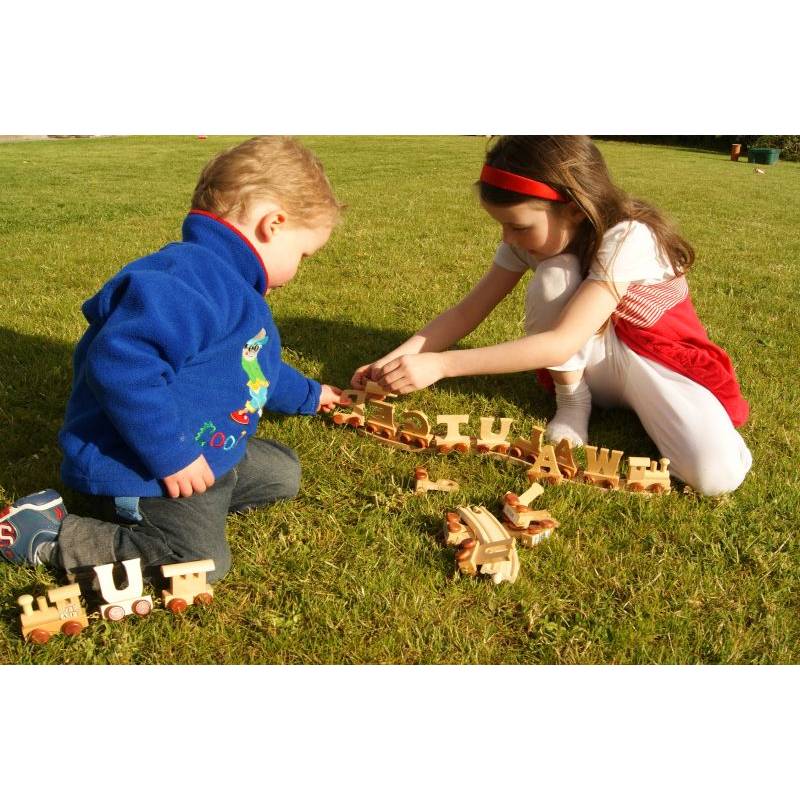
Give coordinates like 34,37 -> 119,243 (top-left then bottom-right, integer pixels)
545,475 -> 560,486
476,444 -> 490,453
509,446 -> 523,458
331,412 -> 346,425
346,417 -> 362,428
105,605 -> 125,621
437,444 -> 452,454
454,443 -> 469,454
494,444 -> 509,455
399,433 -> 413,445
627,482 -> 644,493
650,483 -> 667,494
132,599 -> 152,617
61,620 -> 84,636
168,598 -> 188,614
29,628 -> 51,644
194,593 -> 213,606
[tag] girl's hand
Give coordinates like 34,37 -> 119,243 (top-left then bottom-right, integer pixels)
350,363 -> 375,390
318,384 -> 344,413
163,455 -> 215,498
376,352 -> 446,395
351,358 -> 395,389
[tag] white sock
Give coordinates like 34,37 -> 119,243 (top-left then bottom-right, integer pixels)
545,378 -> 592,446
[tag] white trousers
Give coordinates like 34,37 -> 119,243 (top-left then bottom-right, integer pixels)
524,254 -> 752,495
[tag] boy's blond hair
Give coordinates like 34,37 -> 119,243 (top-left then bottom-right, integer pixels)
191,136 -> 342,227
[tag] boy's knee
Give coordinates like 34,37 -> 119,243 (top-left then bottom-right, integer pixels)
268,442 -> 301,500
271,442 -> 303,500
207,551 -> 232,583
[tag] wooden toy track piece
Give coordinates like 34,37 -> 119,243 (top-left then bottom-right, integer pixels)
453,505 -> 519,585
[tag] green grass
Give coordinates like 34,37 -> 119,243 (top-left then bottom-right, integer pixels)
0,136 -> 798,664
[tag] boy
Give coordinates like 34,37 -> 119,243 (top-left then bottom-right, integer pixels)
0,136 -> 343,582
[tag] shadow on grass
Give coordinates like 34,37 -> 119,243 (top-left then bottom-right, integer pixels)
278,316 -> 658,457
0,317 -> 661,505
0,327 -> 74,496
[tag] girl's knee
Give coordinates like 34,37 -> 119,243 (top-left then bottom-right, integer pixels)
673,447 -> 752,496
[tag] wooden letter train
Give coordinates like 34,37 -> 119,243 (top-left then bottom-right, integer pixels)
331,386 -> 671,494
17,558 -> 216,643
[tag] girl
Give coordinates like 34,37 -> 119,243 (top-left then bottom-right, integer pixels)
352,136 -> 751,496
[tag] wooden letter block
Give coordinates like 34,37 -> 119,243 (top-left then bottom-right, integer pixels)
476,417 -> 514,453
434,414 -> 471,454
583,445 -> 623,489
509,426 -> 544,462
397,409 -> 433,448
94,558 -> 154,621
527,444 -> 563,485
332,389 -> 367,427
364,399 -> 396,438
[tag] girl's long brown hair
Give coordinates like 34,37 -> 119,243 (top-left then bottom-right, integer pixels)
479,136 -> 694,278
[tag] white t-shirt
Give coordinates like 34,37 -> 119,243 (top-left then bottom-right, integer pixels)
493,220 -> 677,285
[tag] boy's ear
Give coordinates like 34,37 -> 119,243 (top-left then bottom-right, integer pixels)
255,209 -> 288,243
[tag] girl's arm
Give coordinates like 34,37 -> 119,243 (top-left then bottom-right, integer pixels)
376,278 -> 628,394
352,264 -> 523,387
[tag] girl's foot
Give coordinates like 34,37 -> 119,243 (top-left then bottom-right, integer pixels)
545,378 -> 592,446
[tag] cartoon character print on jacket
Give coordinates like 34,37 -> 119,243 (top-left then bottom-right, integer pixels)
230,328 -> 270,425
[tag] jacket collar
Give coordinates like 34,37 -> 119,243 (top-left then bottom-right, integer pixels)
182,210 -> 269,294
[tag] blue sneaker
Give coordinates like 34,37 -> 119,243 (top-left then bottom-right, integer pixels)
0,490 -> 66,565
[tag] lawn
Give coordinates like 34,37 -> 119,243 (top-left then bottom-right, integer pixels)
0,136 -> 798,664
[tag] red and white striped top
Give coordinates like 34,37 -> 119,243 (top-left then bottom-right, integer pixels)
612,275 -> 689,329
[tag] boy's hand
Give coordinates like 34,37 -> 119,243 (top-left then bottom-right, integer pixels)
163,455 -> 215,498
318,384 -> 344,413
375,353 -> 445,395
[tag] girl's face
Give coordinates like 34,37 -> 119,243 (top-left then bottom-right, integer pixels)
481,199 -> 584,261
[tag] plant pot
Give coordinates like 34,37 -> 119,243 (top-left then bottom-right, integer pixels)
748,147 -> 781,165
730,143 -> 742,161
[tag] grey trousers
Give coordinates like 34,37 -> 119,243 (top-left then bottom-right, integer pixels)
58,438 -> 301,583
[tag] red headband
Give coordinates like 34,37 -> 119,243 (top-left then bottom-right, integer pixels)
479,164 -> 569,203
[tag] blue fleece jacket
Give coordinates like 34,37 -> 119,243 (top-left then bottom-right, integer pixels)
59,211 -> 321,497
